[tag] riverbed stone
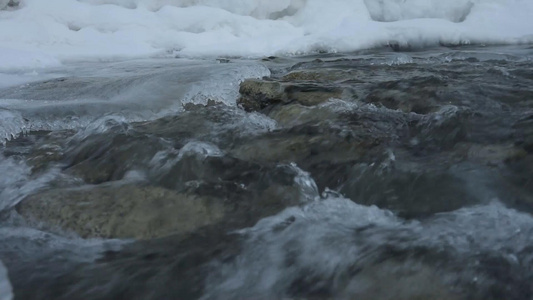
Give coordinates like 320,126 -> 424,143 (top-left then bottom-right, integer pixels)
238,79 -> 284,111
238,79 -> 349,111
341,261 -> 462,300
16,185 -> 224,240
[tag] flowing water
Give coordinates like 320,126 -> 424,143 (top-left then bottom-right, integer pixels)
1,1 -> 533,299
0,45 -> 532,299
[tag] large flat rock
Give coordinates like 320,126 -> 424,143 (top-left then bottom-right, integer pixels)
16,185 -> 224,240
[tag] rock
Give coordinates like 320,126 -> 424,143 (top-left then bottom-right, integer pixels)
513,114 -> 533,153
230,126 -> 374,167
410,106 -> 470,153
283,83 -> 344,106
282,70 -> 351,82
238,79 -> 349,111
498,154 -> 533,212
455,143 -> 527,166
340,161 -> 484,218
341,261 -> 461,300
16,185 -> 224,240
28,143 -> 64,172
238,79 -> 284,111
182,99 -> 221,111
65,133 -> 166,184
154,153 -> 315,226
364,76 -> 446,114
266,103 -> 345,128
267,103 -> 314,127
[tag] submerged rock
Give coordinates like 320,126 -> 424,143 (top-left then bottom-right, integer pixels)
363,76 -> 445,114
16,185 -> 224,240
339,261 -> 461,300
513,114 -> 533,153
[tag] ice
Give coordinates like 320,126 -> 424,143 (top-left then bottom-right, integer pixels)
0,108 -> 27,145
0,0 -> 531,69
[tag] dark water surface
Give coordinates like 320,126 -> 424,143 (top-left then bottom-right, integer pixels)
1,45 -> 533,299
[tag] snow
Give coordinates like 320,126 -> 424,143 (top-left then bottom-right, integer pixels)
0,0 -> 532,69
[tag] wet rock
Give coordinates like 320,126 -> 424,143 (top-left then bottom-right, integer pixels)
499,154 -> 533,212
230,125 -> 376,167
238,79 -> 284,111
266,103 -> 345,128
65,133 -> 166,184
238,79 -> 349,111
182,99 -> 222,111
284,83 -> 344,106
28,143 -> 65,172
513,114 -> 533,153
364,76 -> 445,114
16,184 -> 224,240
154,153 -> 314,226
340,261 -> 461,300
282,69 -> 352,82
340,161 -> 486,218
266,103 -> 314,127
136,104 -> 275,147
455,143 -> 527,166
410,106 -> 470,153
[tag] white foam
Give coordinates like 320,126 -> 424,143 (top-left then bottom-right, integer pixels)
0,260 -> 12,300
203,198 -> 533,299
0,155 -> 61,211
0,0 -> 532,69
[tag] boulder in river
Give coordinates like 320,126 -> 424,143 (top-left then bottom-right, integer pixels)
238,79 -> 349,111
16,184 -> 224,240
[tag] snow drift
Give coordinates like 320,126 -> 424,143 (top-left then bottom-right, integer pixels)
0,0 -> 532,69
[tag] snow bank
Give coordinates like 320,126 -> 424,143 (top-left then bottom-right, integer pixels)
0,48 -> 61,71
0,0 -> 531,68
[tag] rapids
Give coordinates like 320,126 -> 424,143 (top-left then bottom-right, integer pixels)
1,45 -> 533,299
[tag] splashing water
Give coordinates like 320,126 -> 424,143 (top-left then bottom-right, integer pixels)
0,260 -> 12,300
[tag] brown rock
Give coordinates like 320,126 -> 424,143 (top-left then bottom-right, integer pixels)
17,184 -> 224,240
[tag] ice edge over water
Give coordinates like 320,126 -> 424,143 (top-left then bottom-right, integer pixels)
0,0 -> 532,69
